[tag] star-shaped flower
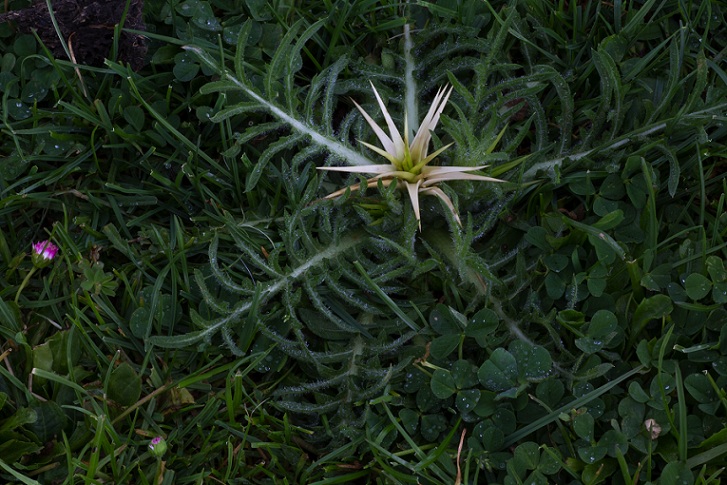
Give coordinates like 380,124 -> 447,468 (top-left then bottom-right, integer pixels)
319,82 -> 502,229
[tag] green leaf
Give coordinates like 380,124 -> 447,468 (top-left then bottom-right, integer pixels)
478,348 -> 518,392
465,308 -> 499,347
684,373 -> 715,404
562,215 -> 626,261
130,307 -> 151,339
588,310 -> 618,338
589,232 -> 619,265
430,335 -> 460,360
513,442 -> 540,471
535,379 -> 565,408
568,177 -> 596,196
504,366 -> 645,447
600,429 -> 629,458
577,444 -> 608,465
545,272 -> 566,299
245,0 -> 272,20
107,363 -> 142,407
660,144 -> 681,197
510,341 -> 552,381
573,412 -> 594,440
32,343 -> 53,374
173,52 -> 200,82
538,446 -> 562,475
684,273 -> 712,301
599,174 -> 625,199
641,263 -> 672,290
398,409 -> 419,435
27,401 -> 66,443
430,369 -> 456,399
191,10 -> 221,31
525,226 -> 551,251
0,406 -> 36,433
706,256 -> 727,283
592,210 -> 624,231
543,253 -> 569,272
481,425 -> 504,451
660,461 -> 694,485
630,294 -> 673,345
13,34 -> 36,56
0,438 -> 42,466
123,105 -> 145,132
668,282 -> 688,303
0,52 -> 15,71
636,340 -> 653,368
712,357 -> 727,376
474,390 -> 497,418
430,305 -> 463,334
628,381 -> 650,403
594,197 -> 619,217
575,336 -> 604,354
587,276 -> 607,297
455,389 -> 480,414
576,311 -> 618,352
450,360 -> 477,389
38,331 -> 81,375
713,283 -> 727,304
557,309 -> 586,327
0,297 -> 22,337
420,414 -> 447,442
648,373 -> 676,403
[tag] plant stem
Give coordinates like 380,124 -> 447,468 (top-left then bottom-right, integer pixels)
14,267 -> 37,304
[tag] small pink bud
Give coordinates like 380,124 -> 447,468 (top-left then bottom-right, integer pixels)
149,436 -> 167,457
31,240 -> 58,268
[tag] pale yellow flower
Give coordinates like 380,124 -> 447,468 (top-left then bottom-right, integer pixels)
319,82 -> 502,229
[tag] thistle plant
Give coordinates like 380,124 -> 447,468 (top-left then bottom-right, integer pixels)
319,82 -> 503,229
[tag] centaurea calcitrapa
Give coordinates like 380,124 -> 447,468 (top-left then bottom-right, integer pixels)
319,82 -> 502,230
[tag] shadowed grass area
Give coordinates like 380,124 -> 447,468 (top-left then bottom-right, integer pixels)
1,0 -> 727,483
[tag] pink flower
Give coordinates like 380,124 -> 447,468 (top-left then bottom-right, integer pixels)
31,240 -> 58,267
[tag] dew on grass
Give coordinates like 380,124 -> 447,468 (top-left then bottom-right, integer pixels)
582,452 -> 598,463
177,1 -> 193,14
223,27 -> 239,44
193,16 -> 221,31
8,100 -> 31,119
712,358 -> 727,375
578,445 -> 607,464
43,142 -> 66,156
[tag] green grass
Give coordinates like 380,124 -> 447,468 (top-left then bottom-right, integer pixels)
2,0 -> 727,483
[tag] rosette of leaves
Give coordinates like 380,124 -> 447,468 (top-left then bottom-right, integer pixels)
150,200 -> 436,446
145,16 -> 526,448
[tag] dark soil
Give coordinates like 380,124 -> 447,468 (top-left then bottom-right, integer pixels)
0,0 -> 146,70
